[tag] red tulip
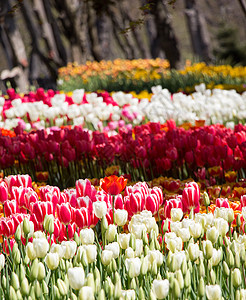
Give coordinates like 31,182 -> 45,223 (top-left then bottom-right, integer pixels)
100,175 -> 127,196
1,218 -> 15,237
241,195 -> 246,208
75,207 -> 91,229
57,203 -> 73,225
164,198 -> 183,219
182,182 -> 200,214
76,179 -> 96,200
0,181 -> 8,204
32,201 -> 53,223
77,196 -> 93,212
129,192 -> 145,214
215,198 -> 230,208
114,194 -> 124,209
4,200 -> 17,217
24,190 -> 38,210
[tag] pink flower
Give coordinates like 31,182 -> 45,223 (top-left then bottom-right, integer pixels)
76,179 -> 96,201
1,218 -> 15,238
0,181 -> 8,204
241,195 -> 246,208
129,192 -> 145,215
182,182 -> 200,214
57,203 -> 73,225
4,200 -> 17,217
164,198 -> 183,219
145,194 -> 159,214
75,207 -> 91,229
216,198 -> 230,208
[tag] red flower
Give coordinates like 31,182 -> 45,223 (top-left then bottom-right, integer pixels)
100,175 -> 127,196
182,182 -> 200,214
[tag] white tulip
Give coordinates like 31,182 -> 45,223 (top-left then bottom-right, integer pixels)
80,228 -> 95,245
68,267 -> 85,290
171,208 -> 183,222
115,209 -> 128,226
205,285 -> 222,300
61,241 -> 77,260
105,242 -> 120,259
152,279 -> 169,299
33,238 -> 49,258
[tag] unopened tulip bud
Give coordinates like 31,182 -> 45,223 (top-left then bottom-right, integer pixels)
228,209 -> 234,224
142,229 -> 149,245
86,273 -> 95,293
11,272 -> 20,290
181,259 -> 187,275
173,279 -> 181,298
210,269 -> 216,285
227,250 -> 235,268
235,290 -> 240,300
21,278 -> 29,296
74,232 -> 80,246
184,270 -> 191,288
235,252 -> 240,269
176,270 -> 184,289
206,227 -> 219,244
9,286 -> 17,300
162,219 -> 169,234
37,262 -> 46,281
2,275 -> 6,289
44,215 -> 54,235
139,287 -> 145,300
199,260 -> 205,277
237,214 -> 242,228
111,258 -> 117,272
24,255 -> 30,265
101,215 -> 108,232
149,240 -> 155,251
150,290 -> 157,300
114,279 -> 122,298
151,260 -> 158,276
13,248 -> 21,265
98,289 -> 106,300
106,224 -> 117,242
53,285 -> 60,300
222,261 -> 230,277
30,258 -> 39,281
198,277 -> 205,297
23,218 -> 30,236
141,256 -> 148,275
129,234 -> 136,251
15,225 -> 21,241
233,268 -> 242,288
71,292 -> 77,300
130,278 -> 137,290
81,250 -> 88,268
42,280 -> 49,295
27,243 -> 36,261
203,192 -> 210,207
203,240 -> 213,260
34,281 -> 42,299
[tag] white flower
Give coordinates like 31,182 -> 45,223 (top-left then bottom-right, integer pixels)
101,250 -> 113,266
105,224 -> 117,242
93,201 -> 107,219
78,286 -> 94,300
115,209 -> 128,226
68,267 -> 85,290
61,241 -> 77,260
189,222 -> 202,239
105,242 -> 120,259
50,244 -> 66,259
171,208 -> 183,222
125,257 -> 141,277
118,233 -> 130,250
33,238 -> 49,258
45,252 -> 59,270
205,285 -> 222,300
80,228 -> 95,245
0,254 -> 5,270
188,243 -> 200,261
152,279 -> 169,299
211,248 -> 222,267
83,245 -> 97,264
177,227 -> 190,242
214,218 -> 229,237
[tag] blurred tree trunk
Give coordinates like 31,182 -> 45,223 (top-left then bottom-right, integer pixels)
149,0 -> 180,68
0,0 -> 29,91
184,0 -> 212,63
237,0 -> 246,18
97,13 -> 111,59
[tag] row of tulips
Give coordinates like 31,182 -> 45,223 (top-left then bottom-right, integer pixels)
2,121 -> 246,187
1,84 -> 246,132
1,174 -> 246,298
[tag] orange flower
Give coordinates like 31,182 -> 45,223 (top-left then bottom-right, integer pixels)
100,175 -> 127,195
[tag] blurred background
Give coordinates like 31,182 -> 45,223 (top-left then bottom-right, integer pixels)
0,0 -> 246,92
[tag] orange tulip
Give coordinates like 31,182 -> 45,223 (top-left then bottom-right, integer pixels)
100,175 -> 127,195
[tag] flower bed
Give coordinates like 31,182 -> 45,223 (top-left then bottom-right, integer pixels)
0,174 -> 246,299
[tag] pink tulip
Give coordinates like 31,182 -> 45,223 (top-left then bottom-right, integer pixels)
57,203 -> 73,225
114,194 -> 124,209
1,218 -> 15,237
241,195 -> 246,208
39,185 -> 61,202
151,187 -> 164,206
182,182 -> 200,214
77,196 -> 93,212
0,181 -> 8,204
75,207 -> 91,229
24,190 -> 38,210
216,198 -> 230,208
129,192 -> 145,214
29,214 -> 43,231
67,222 -> 76,240
53,219 -> 62,239
4,200 -> 17,217
12,187 -> 33,208
12,214 -> 26,230
32,201 -> 53,223
164,198 -> 183,219
76,179 -> 96,201
145,194 -> 159,214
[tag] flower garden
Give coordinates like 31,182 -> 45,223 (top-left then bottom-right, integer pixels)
1,59 -> 246,299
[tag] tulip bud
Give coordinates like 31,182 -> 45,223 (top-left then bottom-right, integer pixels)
199,260 -> 205,277
150,290 -> 157,300
130,278 -> 137,290
114,279 -> 122,298
98,289 -> 106,300
162,219 -> 169,234
139,287 -> 145,300
198,277 -> 205,297
15,225 -> 21,242
13,248 -> 21,265
203,191 -> 210,207
227,250 -> 235,268
106,224 -> 117,242
237,214 -> 242,228
21,278 -> 29,296
101,215 -> 108,232
111,258 -> 117,272
9,286 -> 17,300
173,279 -> 181,298
37,262 -> 46,281
235,290 -> 240,300
27,243 -> 36,261
129,234 -> 136,251
228,209 -> 234,224
53,285 -> 60,300
78,286 -> 94,300
30,258 -> 39,281
86,273 -> 95,293
210,269 -> 216,285
23,218 -> 30,236
11,272 -> 20,290
74,232 -> 80,246
2,275 -> 6,289
184,270 -> 191,288
44,215 -> 54,235
142,229 -> 149,245
175,270 -> 184,289
233,268 -> 242,288
181,259 -> 187,275
24,255 -> 30,265
151,260 -> 158,276
34,281 -> 42,299
206,227 -> 219,244
144,245 -> 149,256
81,250 -> 88,268
141,256 -> 148,275
203,240 -> 213,260
42,280 -> 49,295
235,252 -> 240,269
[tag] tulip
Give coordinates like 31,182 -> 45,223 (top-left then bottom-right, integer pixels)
164,198 -> 182,219
215,198 -> 230,208
68,267 -> 85,290
206,226 -> 219,244
125,257 -> 141,278
105,242 -> 120,259
118,233 -> 130,249
61,241 -> 77,260
182,182 -> 200,214
232,268 -> 242,288
33,238 -> 49,258
84,244 -> 97,263
0,181 -> 8,204
80,228 -> 94,245
203,240 -> 213,260
105,224 -> 117,242
100,175 -> 127,195
78,286 -> 94,300
93,201 -> 107,219
0,254 -> 5,271
57,203 -> 73,225
171,208 -> 183,222
189,222 -> 202,239
205,285 -> 222,300
101,250 -> 113,266
188,243 -> 200,261
45,252 -> 59,270
1,218 -> 15,238
152,279 -> 169,299
76,179 -> 96,200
